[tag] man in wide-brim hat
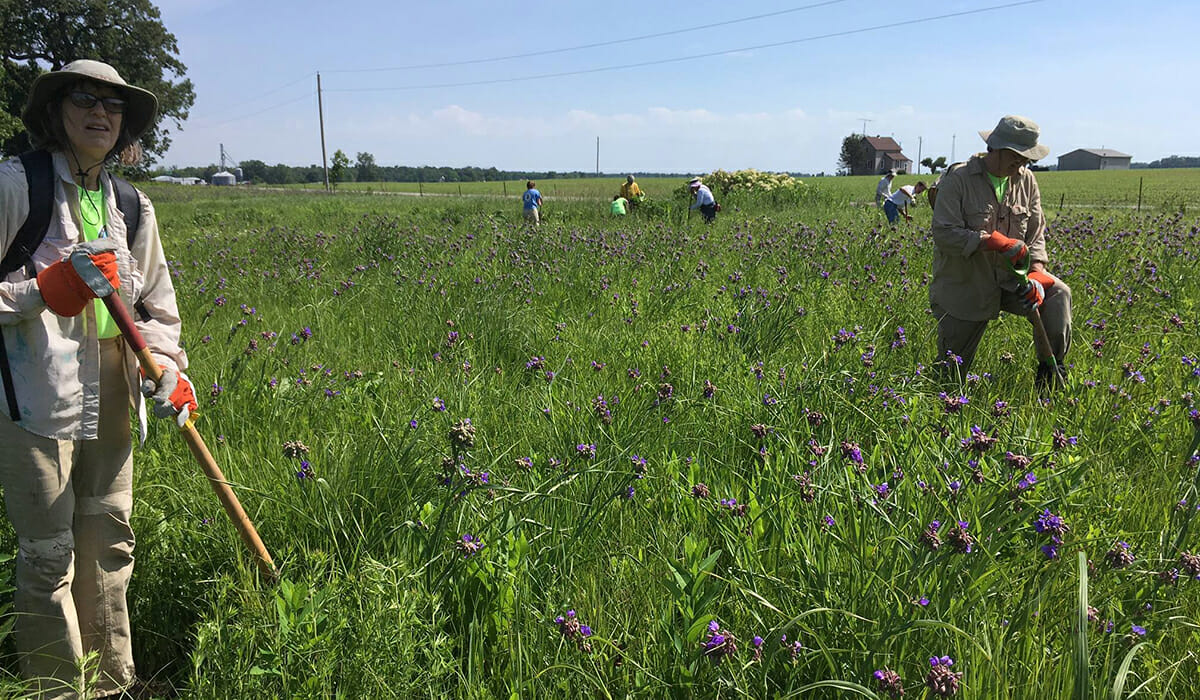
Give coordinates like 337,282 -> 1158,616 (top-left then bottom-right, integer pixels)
1,59 -> 194,699
929,114 -> 1072,387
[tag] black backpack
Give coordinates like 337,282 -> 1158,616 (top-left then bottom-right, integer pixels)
0,149 -> 143,421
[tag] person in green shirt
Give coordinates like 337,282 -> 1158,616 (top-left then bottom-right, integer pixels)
611,195 -> 628,216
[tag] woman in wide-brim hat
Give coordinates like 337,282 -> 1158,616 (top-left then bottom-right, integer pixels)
0,59 -> 196,698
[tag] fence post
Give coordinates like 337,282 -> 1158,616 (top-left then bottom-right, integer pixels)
503,181 -> 507,197
1137,177 -> 1143,213
1059,192 -> 1065,211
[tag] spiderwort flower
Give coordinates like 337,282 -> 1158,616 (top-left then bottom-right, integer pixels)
925,655 -> 962,696
456,534 -> 483,558
873,667 -> 904,698
575,443 -> 597,459
700,620 -> 737,663
1105,541 -> 1134,569
554,609 -> 593,653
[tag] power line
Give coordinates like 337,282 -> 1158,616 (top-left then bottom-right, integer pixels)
186,92 -> 314,130
323,0 -> 848,73
188,72 -> 315,121
327,1 -> 1041,93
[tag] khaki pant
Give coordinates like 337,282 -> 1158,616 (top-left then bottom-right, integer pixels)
932,275 -> 1072,373
0,338 -> 135,699
523,208 -> 540,226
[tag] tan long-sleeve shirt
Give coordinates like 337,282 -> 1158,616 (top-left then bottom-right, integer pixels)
929,154 -> 1047,322
0,151 -> 187,440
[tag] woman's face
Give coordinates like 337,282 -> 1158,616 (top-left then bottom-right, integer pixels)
59,81 -> 125,166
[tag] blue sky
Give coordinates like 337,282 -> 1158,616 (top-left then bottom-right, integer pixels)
155,0 -> 1199,174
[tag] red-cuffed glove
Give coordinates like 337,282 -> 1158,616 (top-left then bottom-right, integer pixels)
1017,277 -> 1045,310
36,239 -> 120,317
982,230 -> 1029,267
1028,269 -> 1056,289
140,367 -> 197,427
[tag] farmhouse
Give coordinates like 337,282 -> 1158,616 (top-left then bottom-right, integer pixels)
860,137 -> 912,175
1057,148 -> 1132,171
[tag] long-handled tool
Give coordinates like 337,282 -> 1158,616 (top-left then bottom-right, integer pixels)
71,250 -> 277,579
1009,259 -> 1061,386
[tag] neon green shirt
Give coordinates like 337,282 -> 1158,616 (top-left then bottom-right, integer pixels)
985,171 -> 1008,204
611,197 -> 628,215
77,184 -> 119,339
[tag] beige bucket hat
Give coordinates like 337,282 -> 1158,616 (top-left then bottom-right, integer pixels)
979,115 -> 1049,161
21,59 -> 159,146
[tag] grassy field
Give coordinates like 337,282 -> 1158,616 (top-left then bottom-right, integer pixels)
1,172 -> 1198,698
287,168 -> 1200,213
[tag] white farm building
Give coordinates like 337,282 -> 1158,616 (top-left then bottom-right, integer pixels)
1057,149 -> 1132,171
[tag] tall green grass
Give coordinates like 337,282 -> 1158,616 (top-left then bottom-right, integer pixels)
0,181 -> 1196,698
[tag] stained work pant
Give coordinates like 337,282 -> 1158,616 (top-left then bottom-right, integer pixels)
0,337 -> 135,699
932,275 -> 1072,373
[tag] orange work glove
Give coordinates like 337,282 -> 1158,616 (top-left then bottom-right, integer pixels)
981,230 -> 1029,267
140,367 -> 198,427
1016,277 -> 1045,310
36,239 -> 120,317
1028,269 -> 1056,289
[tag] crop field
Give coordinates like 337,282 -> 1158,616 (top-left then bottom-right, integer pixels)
3,174 -> 1198,698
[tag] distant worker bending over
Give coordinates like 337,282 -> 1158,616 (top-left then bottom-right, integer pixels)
930,114 -> 1071,387
688,177 -> 717,223
884,180 -> 927,225
611,195 -> 628,216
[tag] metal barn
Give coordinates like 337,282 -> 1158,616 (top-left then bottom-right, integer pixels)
1057,149 -> 1132,171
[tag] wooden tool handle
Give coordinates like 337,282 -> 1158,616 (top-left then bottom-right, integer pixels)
101,294 -> 277,579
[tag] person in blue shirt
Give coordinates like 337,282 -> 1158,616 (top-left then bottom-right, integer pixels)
522,181 -> 542,226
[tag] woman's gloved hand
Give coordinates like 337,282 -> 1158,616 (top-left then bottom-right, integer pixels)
36,239 -> 120,316
140,367 -> 198,427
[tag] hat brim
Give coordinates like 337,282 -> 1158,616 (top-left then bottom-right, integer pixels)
979,129 -> 1049,161
21,70 -> 158,146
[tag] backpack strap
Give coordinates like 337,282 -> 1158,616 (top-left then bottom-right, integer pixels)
109,173 -> 142,247
0,149 -> 55,278
0,149 -> 55,422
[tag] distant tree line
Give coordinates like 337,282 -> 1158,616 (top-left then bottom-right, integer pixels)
1130,155 -> 1200,169
152,150 -> 693,185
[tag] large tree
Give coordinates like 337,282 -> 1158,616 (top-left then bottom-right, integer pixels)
0,0 -> 194,163
837,134 -> 871,176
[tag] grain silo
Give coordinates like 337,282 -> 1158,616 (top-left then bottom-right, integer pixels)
211,171 -> 236,186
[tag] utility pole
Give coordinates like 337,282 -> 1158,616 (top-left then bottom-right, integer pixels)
917,136 -> 923,174
596,136 -> 600,176
317,72 -> 329,192
951,134 -> 956,164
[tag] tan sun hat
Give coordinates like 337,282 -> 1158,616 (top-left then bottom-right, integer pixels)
979,115 -> 1049,161
21,59 -> 159,146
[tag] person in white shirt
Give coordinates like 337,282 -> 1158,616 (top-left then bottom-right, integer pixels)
875,170 -> 895,207
688,177 -> 717,223
884,181 -> 927,224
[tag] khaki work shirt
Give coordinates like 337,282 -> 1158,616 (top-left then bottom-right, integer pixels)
0,151 -> 187,440
929,154 -> 1047,322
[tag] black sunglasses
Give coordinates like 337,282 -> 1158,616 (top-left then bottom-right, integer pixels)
67,90 -> 127,114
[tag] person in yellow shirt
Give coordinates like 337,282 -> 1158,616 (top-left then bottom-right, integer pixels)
619,175 -> 643,210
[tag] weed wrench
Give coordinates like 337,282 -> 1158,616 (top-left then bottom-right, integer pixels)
70,250 -> 278,580
1008,259 -> 1059,384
